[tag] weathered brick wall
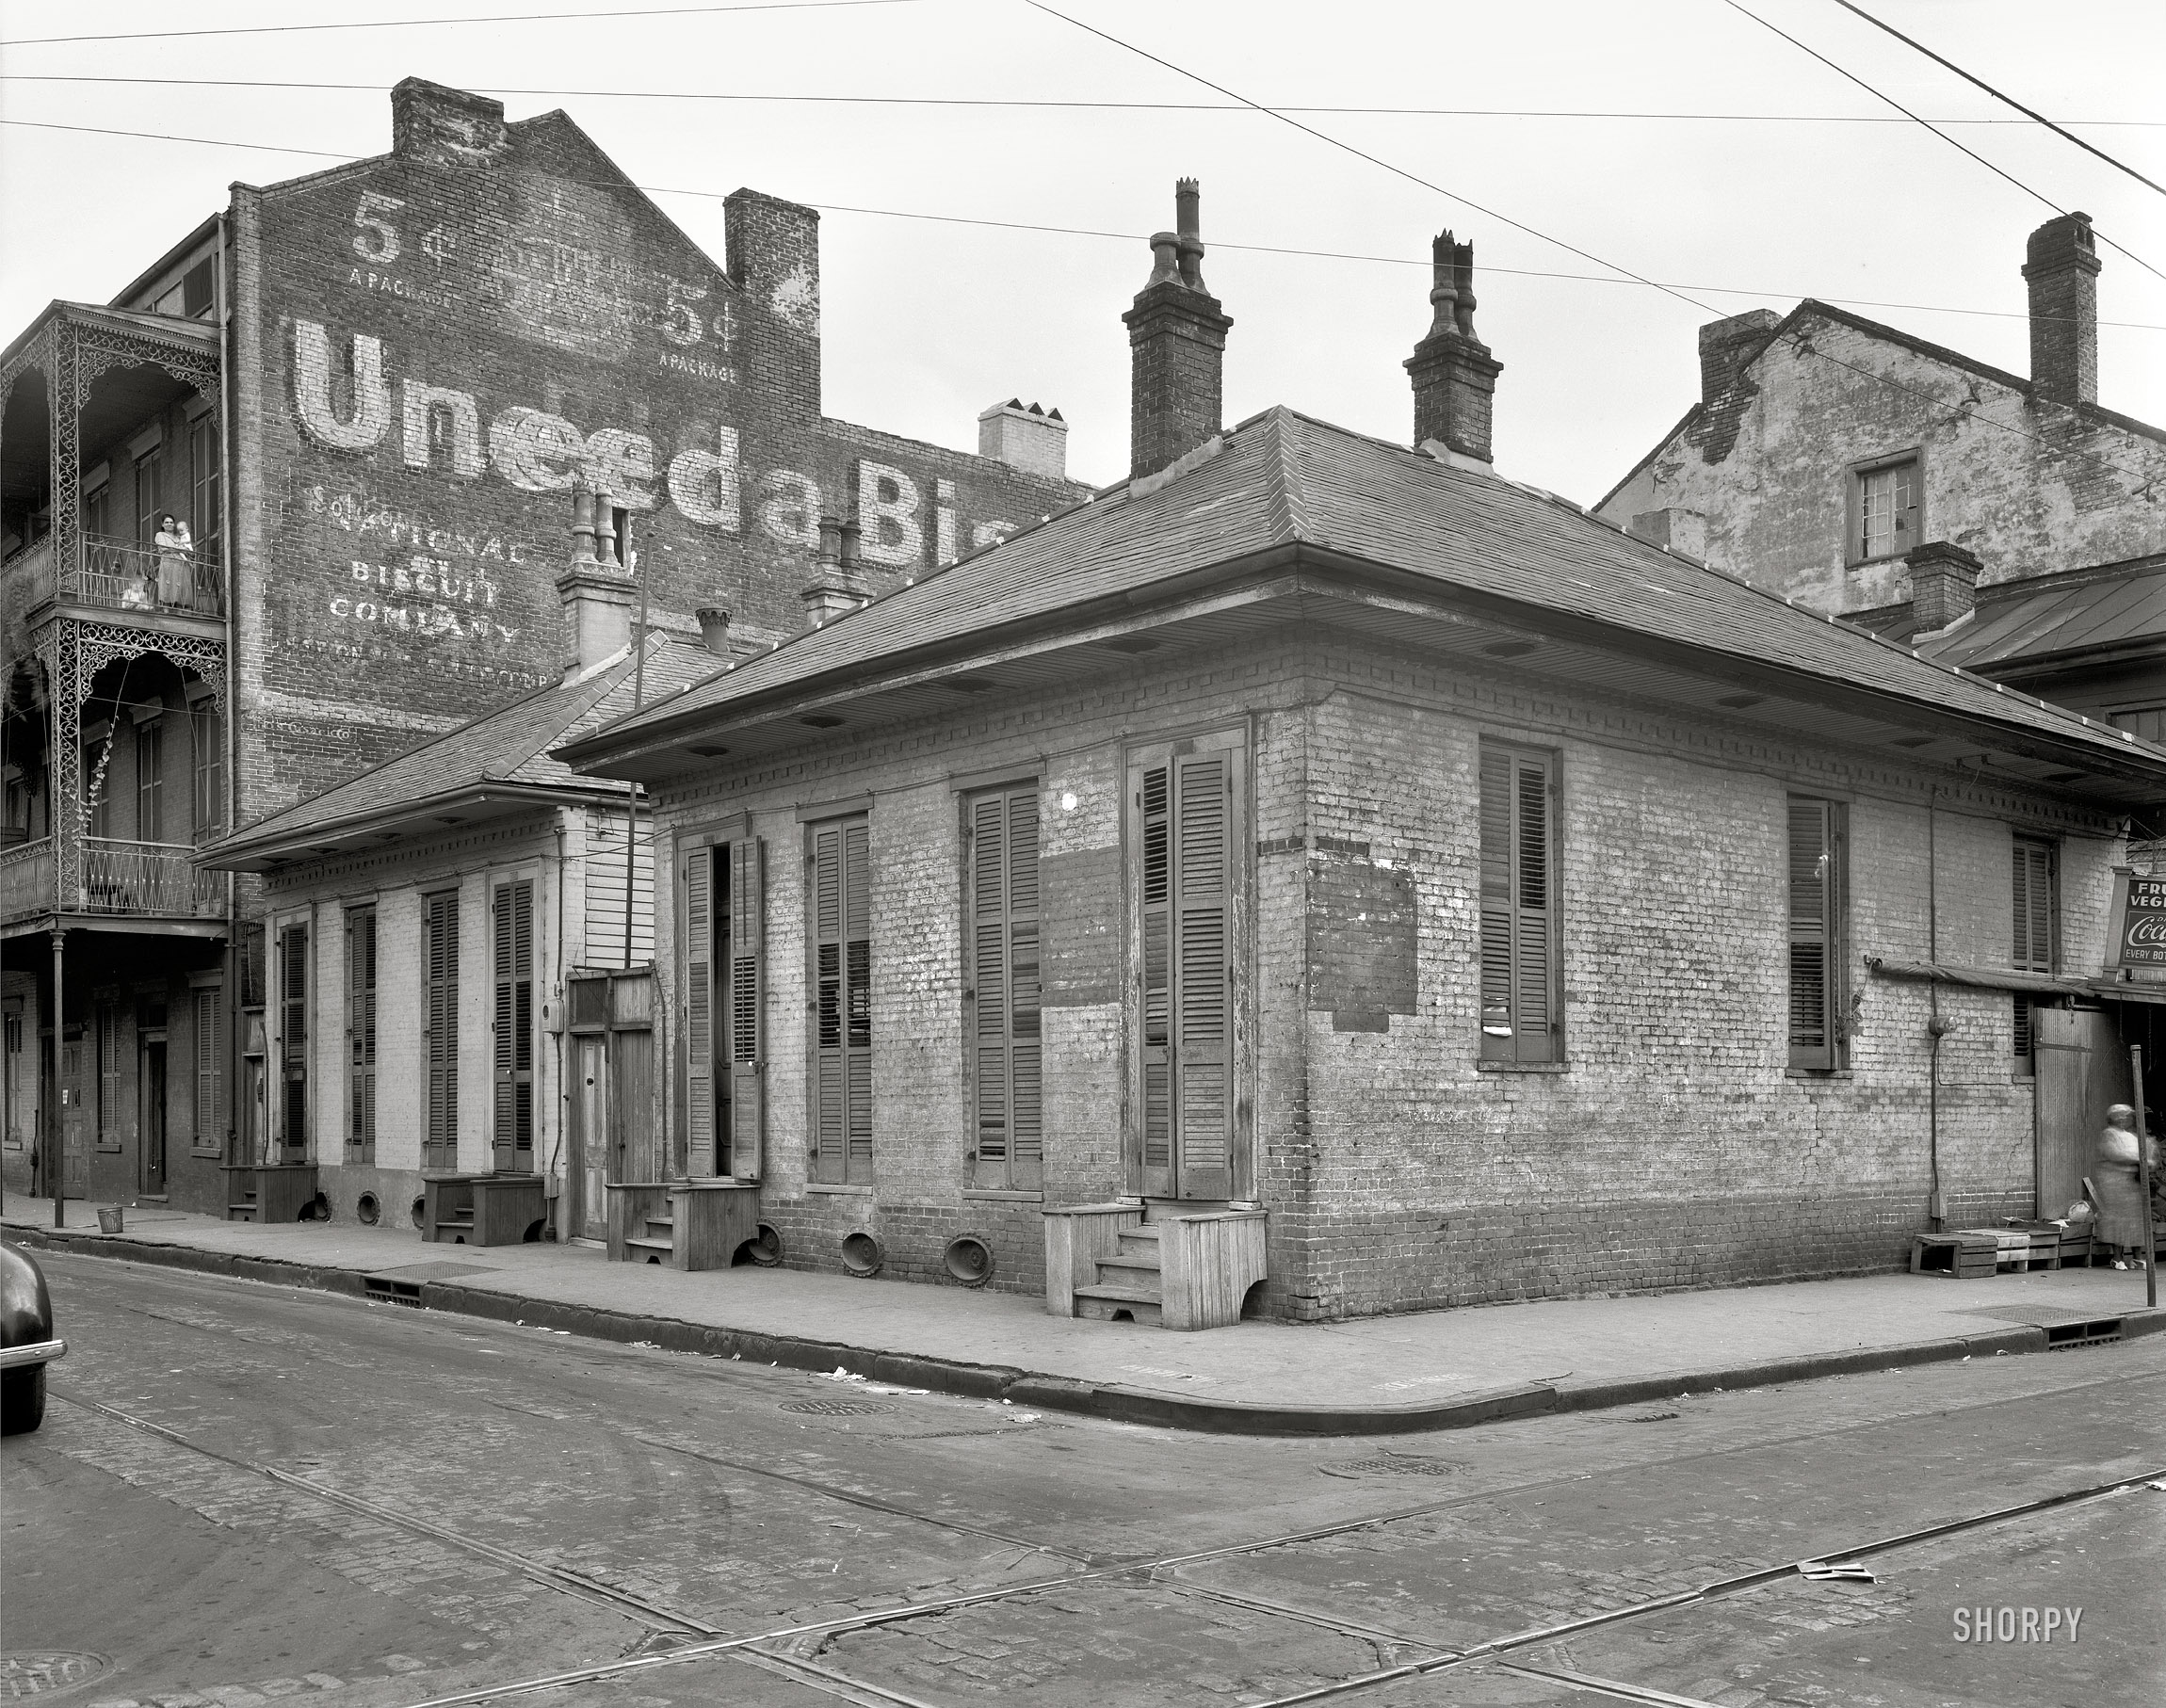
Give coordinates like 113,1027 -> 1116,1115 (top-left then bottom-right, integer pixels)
1596,311 -> 2166,613
229,82 -> 1086,838
640,624 -> 2124,1317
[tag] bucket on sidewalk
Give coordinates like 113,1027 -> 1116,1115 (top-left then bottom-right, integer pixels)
97,1206 -> 123,1234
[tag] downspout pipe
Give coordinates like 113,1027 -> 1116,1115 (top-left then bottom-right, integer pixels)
1926,782 -> 1948,1229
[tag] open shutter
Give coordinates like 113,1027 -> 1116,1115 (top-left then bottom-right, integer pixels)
426,894 -> 459,1168
810,819 -> 873,1184
347,909 -> 376,1154
843,820 -> 873,1185
727,835 -> 765,1179
281,927 -> 308,1149
968,789 -> 1041,1190
1139,762 -> 1173,1194
1479,745 -> 1559,1064
1172,753 -> 1233,1198
2012,840 -> 2055,1060
492,880 -> 534,1171
1786,798 -> 1838,1071
682,846 -> 716,1176
195,991 -> 224,1152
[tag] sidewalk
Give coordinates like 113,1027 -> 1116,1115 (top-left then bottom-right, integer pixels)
6,1194 -> 2159,1434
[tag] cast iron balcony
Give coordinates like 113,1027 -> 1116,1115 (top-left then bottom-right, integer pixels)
68,535 -> 225,620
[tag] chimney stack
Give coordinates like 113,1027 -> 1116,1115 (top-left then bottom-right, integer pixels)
1696,310 -> 1780,406
557,487 -> 636,682
978,399 -> 1069,480
696,606 -> 733,659
801,512 -> 872,627
1122,178 -> 1234,480
1405,231 -> 1502,465
2024,212 -> 2100,407
1907,540 -> 1982,636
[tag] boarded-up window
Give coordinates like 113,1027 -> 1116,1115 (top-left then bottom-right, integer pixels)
808,817 -> 872,1184
2012,838 -> 2056,1063
346,907 -> 376,1158
967,786 -> 1042,1191
1786,798 -> 1847,1071
1479,743 -> 1560,1064
585,807 -> 654,966
194,989 -> 224,1154
493,878 -> 534,1171
279,925 -> 308,1149
425,893 -> 459,1169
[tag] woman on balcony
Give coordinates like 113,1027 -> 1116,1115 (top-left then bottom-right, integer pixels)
154,514 -> 193,607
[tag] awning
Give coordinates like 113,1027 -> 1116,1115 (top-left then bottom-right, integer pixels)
1866,957 -> 2166,1006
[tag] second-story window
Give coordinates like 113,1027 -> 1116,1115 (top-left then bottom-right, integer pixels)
1852,456 -> 1919,564
134,448 -> 163,548
189,414 -> 220,577
191,698 -> 224,843
137,715 -> 164,843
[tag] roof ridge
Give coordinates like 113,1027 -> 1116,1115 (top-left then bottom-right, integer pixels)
1268,407 -> 1314,544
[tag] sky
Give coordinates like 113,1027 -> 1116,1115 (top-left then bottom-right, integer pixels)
0,0 -> 2160,506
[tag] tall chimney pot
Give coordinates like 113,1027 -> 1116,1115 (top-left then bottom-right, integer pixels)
696,606 -> 733,659
801,512 -> 872,627
1123,179 -> 1234,481
1406,231 -> 1502,465
557,489 -> 635,681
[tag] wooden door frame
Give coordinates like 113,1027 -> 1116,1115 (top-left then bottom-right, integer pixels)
1122,722 -> 1254,1203
138,1028 -> 168,1193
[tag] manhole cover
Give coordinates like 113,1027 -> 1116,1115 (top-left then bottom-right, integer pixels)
780,1399 -> 888,1416
1316,1455 -> 1465,1480
1,1652 -> 110,1699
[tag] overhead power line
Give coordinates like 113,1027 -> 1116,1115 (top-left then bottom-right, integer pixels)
1827,0 -> 2166,196
1,72 -> 2158,126
1720,0 -> 2165,284
0,0 -> 916,48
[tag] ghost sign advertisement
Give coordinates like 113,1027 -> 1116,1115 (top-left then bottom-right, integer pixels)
2108,869 -> 2166,974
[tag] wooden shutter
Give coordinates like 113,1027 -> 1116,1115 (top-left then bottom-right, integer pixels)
810,818 -> 872,1184
347,909 -> 376,1155
137,719 -> 164,844
968,788 -> 1042,1190
1172,753 -> 1233,1197
1140,762 -> 1172,1189
425,893 -> 459,1168
195,991 -> 224,1151
727,835 -> 765,1180
2012,839 -> 2055,1060
95,1001 -> 120,1148
492,879 -> 534,1171
1786,798 -> 1843,1071
682,846 -> 716,1176
192,701 -> 223,841
1479,744 -> 1559,1064
280,926 -> 308,1147
190,411 -> 221,569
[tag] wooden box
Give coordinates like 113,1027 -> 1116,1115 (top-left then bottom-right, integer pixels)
1912,1233 -> 1999,1279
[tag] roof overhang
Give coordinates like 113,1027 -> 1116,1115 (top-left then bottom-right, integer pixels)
558,542 -> 2166,811
200,781 -> 631,874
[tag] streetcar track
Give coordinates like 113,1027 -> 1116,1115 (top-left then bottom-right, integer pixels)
1495,1660 -> 1726,1707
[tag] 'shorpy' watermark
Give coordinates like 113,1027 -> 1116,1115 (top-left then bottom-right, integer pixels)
1953,1606 -> 2083,1644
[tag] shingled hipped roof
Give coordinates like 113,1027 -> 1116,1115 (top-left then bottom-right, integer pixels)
558,407 -> 2166,798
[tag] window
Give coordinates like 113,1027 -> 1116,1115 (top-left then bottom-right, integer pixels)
808,816 -> 872,1184
1786,798 -> 1848,1071
492,879 -> 534,1172
135,448 -> 164,547
425,892 -> 459,1169
137,716 -> 164,842
82,481 -> 110,540
279,926 -> 308,1150
682,835 -> 765,1179
2109,706 -> 2166,745
194,989 -> 225,1155
966,786 -> 1043,1191
189,413 -> 220,575
2012,839 -> 2056,1064
191,698 -> 224,842
182,257 -> 214,320
95,998 -> 121,1151
1479,742 -> 1560,1064
1852,456 -> 1919,563
346,907 -> 376,1158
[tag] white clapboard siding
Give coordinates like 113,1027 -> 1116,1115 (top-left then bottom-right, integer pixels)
583,809 -> 655,967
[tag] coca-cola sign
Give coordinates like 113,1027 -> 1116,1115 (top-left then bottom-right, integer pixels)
2117,874 -> 2166,968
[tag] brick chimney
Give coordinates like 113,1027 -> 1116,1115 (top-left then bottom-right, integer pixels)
2024,212 -> 2100,407
391,78 -> 508,167
1907,540 -> 1983,635
558,488 -> 635,682
725,188 -> 821,414
1405,231 -> 1502,465
1697,310 -> 1780,405
1123,179 -> 1234,480
801,513 -> 872,627
978,400 -> 1069,480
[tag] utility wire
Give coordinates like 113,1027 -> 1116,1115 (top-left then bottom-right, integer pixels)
8,116 -> 2146,330
1721,0 -> 2165,284
2,72 -> 2158,126
0,0 -> 917,48
1827,0 -> 2166,196
1013,1 -> 2162,493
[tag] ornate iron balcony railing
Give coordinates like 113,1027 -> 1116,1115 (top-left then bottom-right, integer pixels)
65,534 -> 225,620
0,835 -> 55,924
79,837 -> 224,917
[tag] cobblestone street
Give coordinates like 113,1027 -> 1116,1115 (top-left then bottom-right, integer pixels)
6,1252 -> 2159,1707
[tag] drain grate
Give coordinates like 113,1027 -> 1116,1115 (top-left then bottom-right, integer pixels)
0,1652 -> 111,1699
1317,1454 -> 1466,1480
364,1277 -> 426,1308
780,1399 -> 888,1416
2045,1318 -> 2124,1350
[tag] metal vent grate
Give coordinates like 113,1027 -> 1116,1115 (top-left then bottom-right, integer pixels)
2045,1318 -> 2124,1350
364,1278 -> 426,1308
780,1399 -> 887,1416
1317,1455 -> 1466,1479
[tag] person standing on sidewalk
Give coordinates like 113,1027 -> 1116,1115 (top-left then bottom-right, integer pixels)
2095,1104 -> 2156,1268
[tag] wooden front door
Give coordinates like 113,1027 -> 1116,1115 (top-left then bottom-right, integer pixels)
570,1033 -> 611,1242
2034,1005 -> 2130,1217
1130,735 -> 1245,1202
60,1034 -> 88,1199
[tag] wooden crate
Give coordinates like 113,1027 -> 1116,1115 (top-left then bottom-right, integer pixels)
1912,1233 -> 1998,1279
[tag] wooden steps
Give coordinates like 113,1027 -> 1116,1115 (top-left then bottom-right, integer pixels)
605,1181 -> 760,1270
1043,1201 -> 1267,1330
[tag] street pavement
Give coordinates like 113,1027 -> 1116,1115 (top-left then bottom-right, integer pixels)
3,1197 -> 2159,1426
3,1249 -> 2160,1707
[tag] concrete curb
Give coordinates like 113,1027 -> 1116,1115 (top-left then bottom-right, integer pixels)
11,1223 -> 2164,1436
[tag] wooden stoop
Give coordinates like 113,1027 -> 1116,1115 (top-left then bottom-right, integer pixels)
605,1180 -> 761,1271
1043,1200 -> 1267,1330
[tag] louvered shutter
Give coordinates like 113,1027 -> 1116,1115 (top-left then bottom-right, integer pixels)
280,927 -> 308,1149
1172,753 -> 1233,1198
1479,745 -> 1560,1064
810,818 -> 873,1184
968,788 -> 1041,1190
347,909 -> 376,1156
425,894 -> 459,1168
1139,762 -> 1173,1193
2012,840 -> 2055,1060
492,880 -> 534,1171
96,1002 -> 120,1148
727,835 -> 765,1179
682,846 -> 717,1176
194,990 -> 224,1151
1786,798 -> 1841,1071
